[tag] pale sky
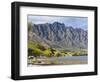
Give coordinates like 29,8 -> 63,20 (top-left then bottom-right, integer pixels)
28,15 -> 88,30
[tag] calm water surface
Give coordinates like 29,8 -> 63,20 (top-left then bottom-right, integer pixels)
49,56 -> 87,62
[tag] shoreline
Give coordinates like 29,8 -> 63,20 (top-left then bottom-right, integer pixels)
28,56 -> 88,66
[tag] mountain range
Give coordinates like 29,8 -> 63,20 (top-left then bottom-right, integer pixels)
28,22 -> 88,50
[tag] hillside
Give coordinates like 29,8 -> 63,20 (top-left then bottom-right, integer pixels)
29,22 -> 88,50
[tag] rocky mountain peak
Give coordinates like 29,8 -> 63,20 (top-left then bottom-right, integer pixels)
29,22 -> 88,49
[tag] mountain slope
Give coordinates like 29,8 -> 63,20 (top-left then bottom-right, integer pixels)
28,22 -> 88,50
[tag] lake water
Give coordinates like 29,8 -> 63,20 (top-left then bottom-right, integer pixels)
28,56 -> 88,66
49,56 -> 87,62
